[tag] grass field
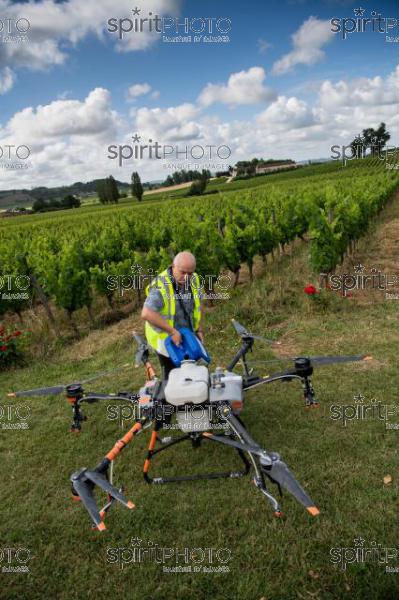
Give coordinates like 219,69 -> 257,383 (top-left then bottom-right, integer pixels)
1,181 -> 399,599
0,166 -> 330,228
0,177 -> 228,217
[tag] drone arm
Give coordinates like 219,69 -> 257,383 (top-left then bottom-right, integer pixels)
78,393 -> 140,405
67,393 -> 140,432
95,419 -> 147,473
71,417 -> 148,530
243,370 -> 319,407
243,372 -> 302,391
227,338 -> 254,372
210,409 -> 319,516
202,431 -> 264,456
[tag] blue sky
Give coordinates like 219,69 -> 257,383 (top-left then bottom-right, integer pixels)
1,0 -> 399,187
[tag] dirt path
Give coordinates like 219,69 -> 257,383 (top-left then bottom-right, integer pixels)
143,177 -> 220,195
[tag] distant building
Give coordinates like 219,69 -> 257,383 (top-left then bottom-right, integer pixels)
255,160 -> 298,175
0,208 -> 34,218
230,159 -> 299,179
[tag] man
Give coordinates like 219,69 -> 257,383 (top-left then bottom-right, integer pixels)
141,251 -> 204,380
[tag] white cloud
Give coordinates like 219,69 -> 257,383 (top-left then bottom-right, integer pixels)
0,67 -> 15,94
1,88 -> 120,147
0,0 -> 181,76
257,96 -> 315,130
3,65 -> 399,189
272,16 -> 334,75
198,67 -> 275,107
127,83 -> 152,100
257,38 -> 272,54
318,67 -> 399,110
134,103 -> 201,141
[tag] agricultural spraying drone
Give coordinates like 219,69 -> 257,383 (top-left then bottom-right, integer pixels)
8,320 -> 372,531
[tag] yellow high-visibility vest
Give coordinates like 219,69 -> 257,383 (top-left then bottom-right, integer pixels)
144,268 -> 201,355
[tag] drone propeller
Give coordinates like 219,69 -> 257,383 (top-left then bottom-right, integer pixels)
202,431 -> 319,516
260,452 -> 319,515
71,471 -> 104,530
71,467 -> 135,531
231,318 -> 249,337
231,319 -> 280,345
307,354 -> 372,366
7,363 -> 132,398
132,330 -> 149,367
248,354 -> 372,368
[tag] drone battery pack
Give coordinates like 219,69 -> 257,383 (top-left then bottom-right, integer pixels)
164,361 -> 209,406
209,371 -> 243,402
165,328 -> 211,367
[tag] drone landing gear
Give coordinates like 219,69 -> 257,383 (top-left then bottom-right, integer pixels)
302,376 -> 319,408
66,384 -> 87,432
202,409 -> 320,518
71,419 -> 146,531
143,421 -> 251,484
71,410 -> 319,531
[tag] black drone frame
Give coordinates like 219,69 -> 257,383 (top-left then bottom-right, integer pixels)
68,325 -> 336,530
8,322 -> 371,531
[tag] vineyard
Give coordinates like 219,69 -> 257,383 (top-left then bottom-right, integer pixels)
1,156 -> 398,332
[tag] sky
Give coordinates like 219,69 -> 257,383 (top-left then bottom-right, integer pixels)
1,0 -> 399,189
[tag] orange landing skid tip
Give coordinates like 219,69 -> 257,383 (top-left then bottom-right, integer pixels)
363,355 -> 373,361
97,522 -> 106,532
99,511 -> 106,519
127,501 -> 135,510
71,495 -> 81,502
307,506 -> 320,517
7,392 -> 16,397
274,511 -> 284,518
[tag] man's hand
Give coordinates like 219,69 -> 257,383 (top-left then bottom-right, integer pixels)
142,307 -> 182,345
171,328 -> 183,346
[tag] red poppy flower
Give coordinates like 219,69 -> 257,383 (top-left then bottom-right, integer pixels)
0,345 -> 7,352
13,331 -> 22,337
304,285 -> 318,295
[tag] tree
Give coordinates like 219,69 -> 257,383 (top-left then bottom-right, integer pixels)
351,123 -> 391,158
186,169 -> 210,196
131,172 -> 143,202
61,194 -> 81,209
32,198 -> 46,212
107,175 -> 120,203
97,180 -> 108,204
368,122 -> 390,156
172,171 -> 183,184
350,134 -> 366,159
47,198 -> 61,209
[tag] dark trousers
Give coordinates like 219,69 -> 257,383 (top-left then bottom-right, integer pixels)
156,352 -> 176,427
156,352 -> 176,381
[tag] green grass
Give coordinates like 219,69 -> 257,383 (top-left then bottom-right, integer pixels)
0,178 -> 228,227
0,164 -> 350,229
2,180 -> 399,599
0,159 -> 383,234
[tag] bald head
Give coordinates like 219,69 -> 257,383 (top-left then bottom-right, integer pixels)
172,251 -> 196,285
